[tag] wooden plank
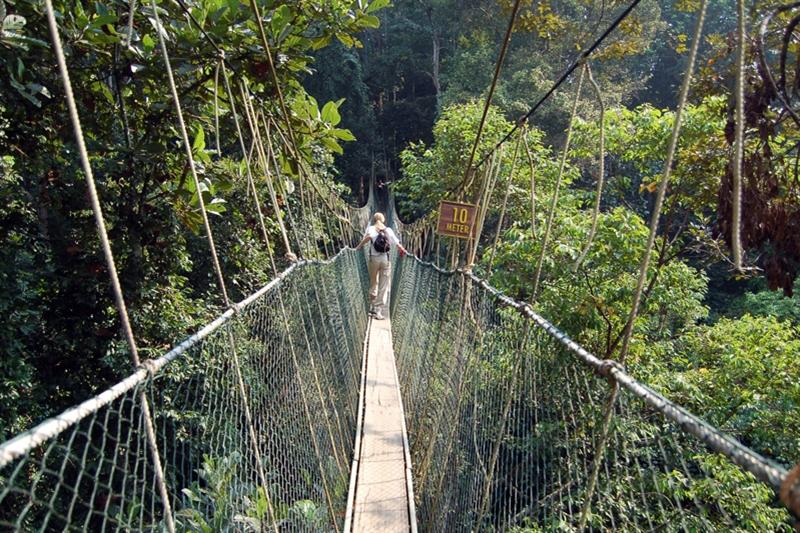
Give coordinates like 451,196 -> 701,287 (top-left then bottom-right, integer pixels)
349,318 -> 415,532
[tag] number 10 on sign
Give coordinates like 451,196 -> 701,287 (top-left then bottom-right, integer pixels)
436,201 -> 477,239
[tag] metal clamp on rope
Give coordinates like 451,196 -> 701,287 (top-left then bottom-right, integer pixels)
597,359 -> 624,383
137,359 -> 160,380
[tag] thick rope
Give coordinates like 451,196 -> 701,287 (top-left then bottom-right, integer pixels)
43,1 -> 175,530
522,125 -> 537,239
221,64 -> 273,262
487,130 -> 522,275
618,0 -> 708,364
459,0 -> 523,185
123,0 -> 137,48
150,0 -> 230,306
732,0 -> 746,270
531,64 -> 586,302
468,145 -> 504,267
475,0 -> 643,169
573,62 -> 606,271
237,82 -> 295,259
214,60 -> 222,157
150,9 -> 284,531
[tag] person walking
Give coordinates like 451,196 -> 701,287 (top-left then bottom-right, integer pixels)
356,212 -> 407,320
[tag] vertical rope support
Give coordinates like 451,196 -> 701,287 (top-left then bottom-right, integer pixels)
222,63 -> 339,531
237,82 -> 295,259
43,2 -> 175,531
487,130 -> 522,275
573,62 -> 606,271
150,6 -> 280,530
460,0 -> 524,183
531,65 -> 586,302
522,125 -> 537,239
474,323 -> 529,529
221,64 -> 273,261
578,379 -> 620,529
468,146 -> 504,267
213,60 -> 222,157
732,0 -> 746,270
618,0 -> 708,363
150,0 -> 229,305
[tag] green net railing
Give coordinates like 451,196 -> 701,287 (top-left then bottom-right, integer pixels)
0,249 -> 369,532
390,256 -> 796,532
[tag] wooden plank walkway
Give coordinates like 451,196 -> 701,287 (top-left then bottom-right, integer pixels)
344,317 -> 417,532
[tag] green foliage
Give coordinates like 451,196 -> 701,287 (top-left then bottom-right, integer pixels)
395,101 -> 514,218
0,0 -> 382,428
656,315 -> 800,464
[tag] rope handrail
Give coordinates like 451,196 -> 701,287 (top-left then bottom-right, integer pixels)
403,252 -> 790,494
0,248 -> 355,470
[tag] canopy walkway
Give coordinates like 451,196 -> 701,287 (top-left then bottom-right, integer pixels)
2,0 -> 800,530
1,182 -> 798,531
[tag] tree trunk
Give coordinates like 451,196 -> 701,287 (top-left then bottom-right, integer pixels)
432,31 -> 441,110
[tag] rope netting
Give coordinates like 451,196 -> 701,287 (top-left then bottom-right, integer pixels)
0,250 -> 370,532
390,255 -> 796,532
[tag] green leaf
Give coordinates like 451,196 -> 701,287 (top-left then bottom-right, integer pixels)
366,0 -> 391,14
320,137 -> 343,154
311,35 -> 331,50
192,126 -> 206,153
331,128 -> 356,141
321,101 -> 341,126
335,32 -> 355,48
3,14 -> 26,32
142,34 -> 155,51
359,14 -> 380,28
270,4 -> 291,37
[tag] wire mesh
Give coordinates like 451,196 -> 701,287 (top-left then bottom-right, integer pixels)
390,256 -> 797,532
0,249 -> 369,532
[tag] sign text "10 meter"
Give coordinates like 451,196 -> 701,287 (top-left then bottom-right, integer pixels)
436,201 -> 478,239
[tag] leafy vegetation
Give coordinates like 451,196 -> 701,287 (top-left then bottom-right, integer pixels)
2,0 -> 800,529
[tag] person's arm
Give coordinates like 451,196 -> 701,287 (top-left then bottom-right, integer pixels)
388,229 -> 407,256
355,234 -> 371,251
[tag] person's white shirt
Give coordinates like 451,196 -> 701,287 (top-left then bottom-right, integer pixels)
364,225 -> 399,253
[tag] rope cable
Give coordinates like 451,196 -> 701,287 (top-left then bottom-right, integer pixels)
150,0 -> 230,307
474,0 -> 644,170
522,125 -> 538,239
487,130 -> 522,275
43,1 -> 175,530
617,0 -> 709,364
573,62 -> 606,271
531,64 -> 587,302
459,0 -> 524,185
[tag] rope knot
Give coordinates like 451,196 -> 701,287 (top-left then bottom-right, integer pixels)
597,359 -> 623,381
217,49 -> 226,61
285,252 -> 298,263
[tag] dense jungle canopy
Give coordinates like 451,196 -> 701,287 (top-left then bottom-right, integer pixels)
1,0 -> 800,529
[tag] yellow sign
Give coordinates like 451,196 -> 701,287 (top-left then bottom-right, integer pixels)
437,201 -> 478,239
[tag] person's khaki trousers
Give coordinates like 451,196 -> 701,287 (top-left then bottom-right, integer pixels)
368,253 -> 391,317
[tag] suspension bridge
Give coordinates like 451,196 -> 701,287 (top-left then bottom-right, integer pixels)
2,0 -> 800,530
